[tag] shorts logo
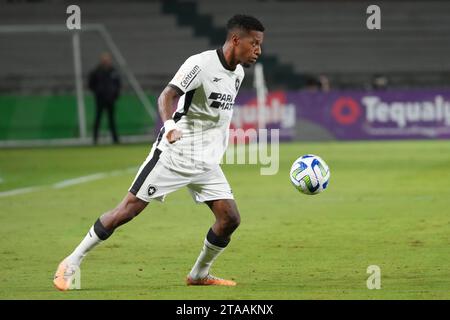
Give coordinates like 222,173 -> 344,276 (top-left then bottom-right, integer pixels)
148,185 -> 158,196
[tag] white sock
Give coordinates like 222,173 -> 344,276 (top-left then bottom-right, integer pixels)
66,226 -> 102,266
189,239 -> 225,280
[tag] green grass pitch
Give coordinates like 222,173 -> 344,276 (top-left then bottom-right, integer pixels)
0,141 -> 449,299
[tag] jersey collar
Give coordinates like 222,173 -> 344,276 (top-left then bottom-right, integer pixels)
216,48 -> 236,71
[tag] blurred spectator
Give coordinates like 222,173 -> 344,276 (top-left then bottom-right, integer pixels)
371,74 -> 389,90
304,74 -> 330,92
318,74 -> 330,92
88,52 -> 121,145
304,75 -> 321,92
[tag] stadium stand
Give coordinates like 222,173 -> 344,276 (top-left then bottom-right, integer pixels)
1,0 -> 449,93
193,0 -> 450,89
0,1 -> 210,94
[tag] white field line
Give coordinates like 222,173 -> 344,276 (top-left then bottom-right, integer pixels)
0,186 -> 43,197
0,166 -> 137,198
52,173 -> 108,189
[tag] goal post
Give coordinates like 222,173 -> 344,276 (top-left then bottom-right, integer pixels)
0,24 -> 157,147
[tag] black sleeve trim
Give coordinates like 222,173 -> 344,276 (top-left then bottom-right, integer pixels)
167,84 -> 185,96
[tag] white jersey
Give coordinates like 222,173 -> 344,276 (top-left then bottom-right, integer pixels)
129,49 -> 242,202
157,48 -> 245,168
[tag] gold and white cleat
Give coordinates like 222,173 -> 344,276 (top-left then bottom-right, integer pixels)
186,274 -> 236,286
53,259 -> 79,291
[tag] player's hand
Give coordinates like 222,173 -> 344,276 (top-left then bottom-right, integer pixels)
166,129 -> 183,144
163,119 -> 182,144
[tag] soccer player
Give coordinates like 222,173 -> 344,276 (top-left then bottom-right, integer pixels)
53,14 -> 264,290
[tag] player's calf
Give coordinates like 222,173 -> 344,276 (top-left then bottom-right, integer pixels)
53,193 -> 148,290
208,199 -> 241,237
214,211 -> 241,238
188,199 -> 241,283
100,192 -> 148,231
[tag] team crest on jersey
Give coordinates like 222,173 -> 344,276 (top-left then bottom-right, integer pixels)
148,185 -> 158,196
235,78 -> 241,91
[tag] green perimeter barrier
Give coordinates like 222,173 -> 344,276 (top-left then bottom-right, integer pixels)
0,94 -> 157,140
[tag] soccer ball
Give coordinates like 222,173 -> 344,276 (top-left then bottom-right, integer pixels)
290,154 -> 330,195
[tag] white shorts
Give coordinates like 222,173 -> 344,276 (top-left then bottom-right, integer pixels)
128,144 -> 234,203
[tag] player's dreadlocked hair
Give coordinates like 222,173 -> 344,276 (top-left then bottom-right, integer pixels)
226,14 -> 265,35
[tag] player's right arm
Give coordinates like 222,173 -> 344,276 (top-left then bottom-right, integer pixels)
157,86 -> 183,143
158,54 -> 203,144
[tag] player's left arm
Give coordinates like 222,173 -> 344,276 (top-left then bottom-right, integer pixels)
157,86 -> 183,143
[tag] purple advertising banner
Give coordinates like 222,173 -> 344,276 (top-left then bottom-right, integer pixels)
233,89 -> 450,140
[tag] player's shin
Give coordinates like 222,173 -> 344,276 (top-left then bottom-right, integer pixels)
66,218 -> 113,265
189,228 -> 230,280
